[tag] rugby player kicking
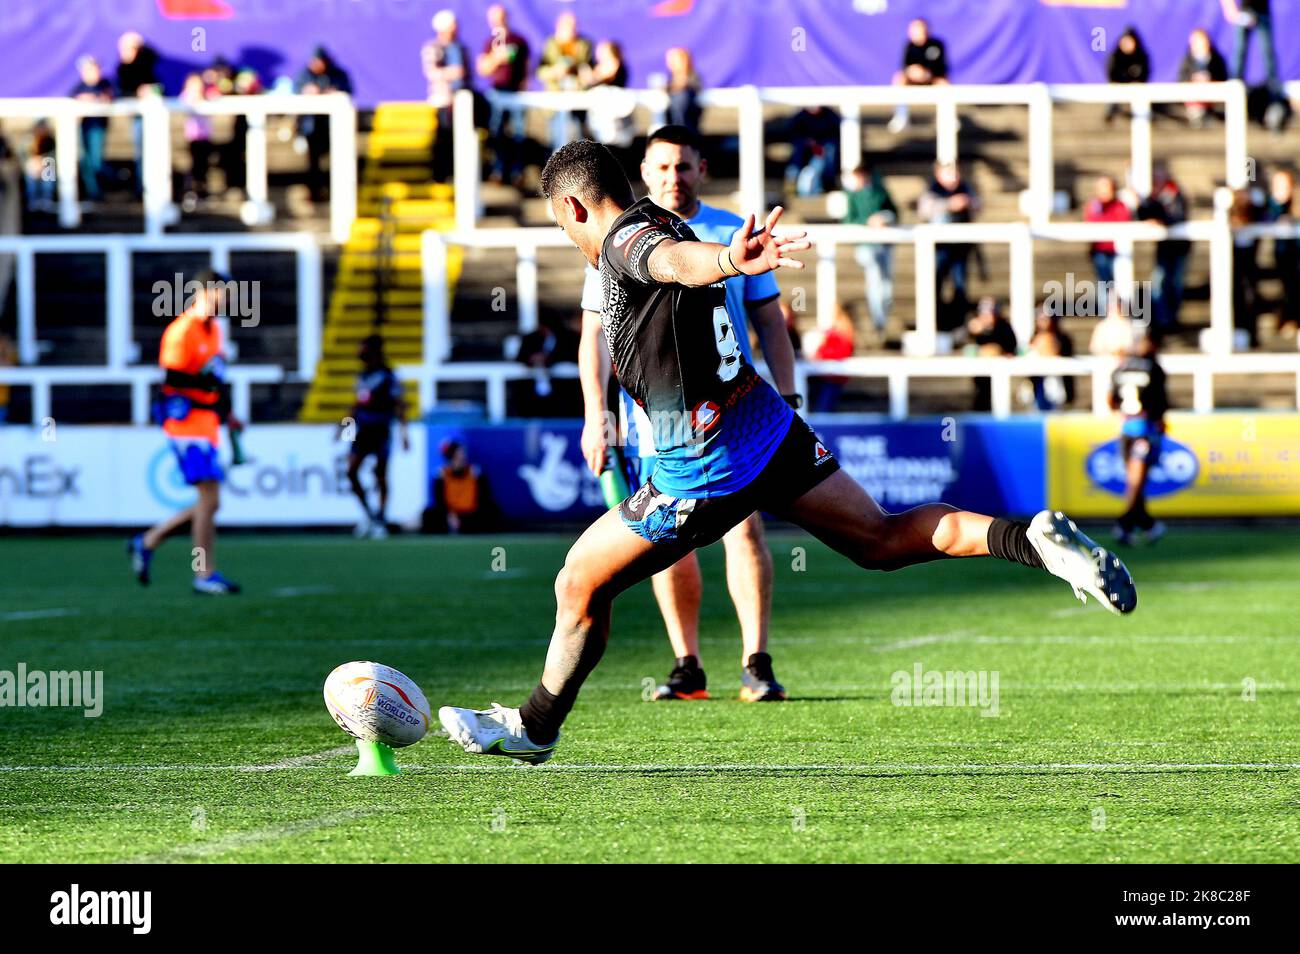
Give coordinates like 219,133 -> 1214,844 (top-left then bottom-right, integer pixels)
578,125 -> 797,703
439,141 -> 1136,764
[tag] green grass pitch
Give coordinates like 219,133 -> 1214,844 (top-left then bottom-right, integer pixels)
1,527 -> 1297,863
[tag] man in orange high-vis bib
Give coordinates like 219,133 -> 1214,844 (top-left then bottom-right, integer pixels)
127,269 -> 243,594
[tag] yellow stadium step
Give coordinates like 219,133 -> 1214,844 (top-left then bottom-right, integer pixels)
366,165 -> 439,181
329,289 -> 427,308
327,313 -> 425,330
371,102 -> 435,129
301,99 -> 459,422
359,183 -> 454,202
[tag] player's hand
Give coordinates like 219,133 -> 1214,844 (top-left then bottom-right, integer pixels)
727,207 -> 810,277
226,414 -> 245,433
581,413 -> 607,476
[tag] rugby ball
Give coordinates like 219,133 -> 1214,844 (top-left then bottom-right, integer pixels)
323,661 -> 430,748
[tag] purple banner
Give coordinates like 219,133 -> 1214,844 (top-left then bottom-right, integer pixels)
0,0 -> 1296,106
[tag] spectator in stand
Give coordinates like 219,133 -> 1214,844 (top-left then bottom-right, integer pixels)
23,119 -> 56,212
115,32 -> 161,198
180,72 -> 214,209
424,10 -> 469,184
888,18 -> 949,134
537,12 -> 593,148
583,41 -> 635,150
517,313 -> 579,414
1221,0 -> 1280,92
919,160 -> 981,329
296,45 -> 352,202
1084,175 -> 1132,314
1026,309 -> 1076,411
1229,187 -> 1261,346
1105,27 -> 1150,123
477,4 -> 530,187
1137,163 -> 1190,332
955,297 -> 1017,411
223,65 -> 263,195
805,305 -> 856,412
1091,293 -> 1136,357
583,40 -> 628,89
1179,28 -> 1228,127
665,47 -> 702,133
202,57 -> 235,96
1265,169 -> 1298,337
71,55 -> 113,203
784,104 -> 840,196
843,162 -> 898,340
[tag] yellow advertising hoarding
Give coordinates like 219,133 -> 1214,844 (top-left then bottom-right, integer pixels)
1046,413 -> 1300,517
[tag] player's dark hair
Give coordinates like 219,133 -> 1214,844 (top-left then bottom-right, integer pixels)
193,267 -> 231,286
645,124 -> 703,158
539,139 -> 634,208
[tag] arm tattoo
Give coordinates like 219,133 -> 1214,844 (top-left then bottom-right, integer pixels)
645,239 -> 683,284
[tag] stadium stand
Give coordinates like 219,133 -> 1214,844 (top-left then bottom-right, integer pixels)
1,5 -> 1298,430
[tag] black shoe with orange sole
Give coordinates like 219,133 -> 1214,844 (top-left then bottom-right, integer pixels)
652,656 -> 710,701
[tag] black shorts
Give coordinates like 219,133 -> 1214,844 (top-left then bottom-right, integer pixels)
352,423 -> 392,461
1120,433 -> 1162,464
619,415 -> 839,548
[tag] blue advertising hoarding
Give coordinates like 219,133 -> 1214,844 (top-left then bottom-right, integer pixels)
426,415 -> 1047,525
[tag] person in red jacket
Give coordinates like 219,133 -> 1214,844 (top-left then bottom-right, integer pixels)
1084,175 -> 1132,316
809,305 -> 856,411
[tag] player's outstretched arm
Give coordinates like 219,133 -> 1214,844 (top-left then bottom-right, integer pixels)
728,206 -> 811,277
644,206 -> 809,287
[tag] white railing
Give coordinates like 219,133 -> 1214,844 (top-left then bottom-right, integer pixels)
0,364 -> 283,426
0,93 -> 357,242
454,81 -> 1250,230
0,232 -> 322,378
423,214 -> 1300,367
395,352 -> 1300,423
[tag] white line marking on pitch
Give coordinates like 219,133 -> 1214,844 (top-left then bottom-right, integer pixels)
239,745 -> 356,772
269,585 -> 334,598
119,808 -> 383,863
872,631 -> 976,652
1,608 -> 80,622
3,761 -> 1298,774
431,762 -> 1300,774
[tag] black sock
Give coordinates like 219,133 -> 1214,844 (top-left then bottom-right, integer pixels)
675,655 -> 700,671
519,683 -> 566,745
987,518 -> 1045,570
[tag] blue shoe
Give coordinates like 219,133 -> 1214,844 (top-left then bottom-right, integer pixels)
126,534 -> 152,586
192,571 -> 242,595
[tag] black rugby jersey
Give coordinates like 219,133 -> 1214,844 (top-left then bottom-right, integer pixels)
597,197 -> 792,496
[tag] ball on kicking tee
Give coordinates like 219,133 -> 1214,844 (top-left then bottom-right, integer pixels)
324,661 -> 431,748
